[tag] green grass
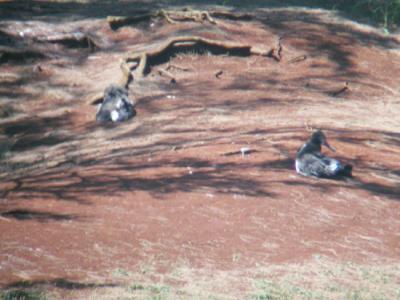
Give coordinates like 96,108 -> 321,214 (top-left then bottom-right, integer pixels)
0,289 -> 46,300
128,283 -> 171,300
250,259 -> 400,300
252,280 -> 322,300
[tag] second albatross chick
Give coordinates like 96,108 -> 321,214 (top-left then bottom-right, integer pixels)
295,130 -> 352,178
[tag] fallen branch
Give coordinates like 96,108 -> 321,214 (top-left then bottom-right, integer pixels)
123,35 -> 271,79
88,36 -> 274,105
166,63 -> 192,72
215,70 -> 223,78
331,82 -> 349,97
287,55 -> 307,64
107,8 -> 217,30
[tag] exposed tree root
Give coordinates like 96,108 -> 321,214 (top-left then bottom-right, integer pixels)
107,8 -> 252,30
159,8 -> 217,24
88,36 -> 273,105
123,35 -> 271,77
267,36 -> 283,62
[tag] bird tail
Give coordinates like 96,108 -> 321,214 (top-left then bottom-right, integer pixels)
339,164 -> 353,177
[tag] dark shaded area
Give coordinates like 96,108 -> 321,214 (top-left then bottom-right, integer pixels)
1,114 -> 75,152
108,12 -> 154,31
0,209 -> 78,222
43,34 -> 98,50
0,30 -> 47,64
0,0 -> 397,30
3,155 -> 275,204
2,124 -> 398,204
4,278 -> 117,290
0,30 -> 19,47
254,10 -> 398,76
353,180 -> 400,200
0,48 -> 47,65
143,41 -> 252,75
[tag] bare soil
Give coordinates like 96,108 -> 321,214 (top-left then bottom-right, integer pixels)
1,2 -> 400,299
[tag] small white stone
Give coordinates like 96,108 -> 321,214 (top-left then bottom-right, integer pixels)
240,147 -> 250,156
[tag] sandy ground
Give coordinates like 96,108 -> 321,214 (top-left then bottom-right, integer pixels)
1,2 -> 400,299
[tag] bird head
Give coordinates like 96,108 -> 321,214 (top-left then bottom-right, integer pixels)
311,130 -> 336,152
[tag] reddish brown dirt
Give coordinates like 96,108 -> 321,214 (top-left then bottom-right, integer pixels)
1,3 -> 400,299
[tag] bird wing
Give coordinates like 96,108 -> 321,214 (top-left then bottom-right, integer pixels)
301,153 -> 337,177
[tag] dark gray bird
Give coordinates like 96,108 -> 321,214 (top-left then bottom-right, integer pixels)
295,130 -> 352,178
96,84 -> 135,123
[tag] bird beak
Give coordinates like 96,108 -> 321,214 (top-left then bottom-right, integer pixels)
324,141 -> 336,152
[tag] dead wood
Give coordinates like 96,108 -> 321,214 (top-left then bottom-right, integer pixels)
166,63 -> 192,72
151,8 -> 217,25
331,82 -> 349,97
123,35 -> 271,78
88,36 -> 273,105
215,70 -> 223,78
107,8 -> 254,30
287,55 -> 307,64
107,8 -> 216,29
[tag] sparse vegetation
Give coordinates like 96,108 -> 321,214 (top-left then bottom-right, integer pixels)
347,0 -> 400,31
0,289 -> 46,300
127,283 -> 171,299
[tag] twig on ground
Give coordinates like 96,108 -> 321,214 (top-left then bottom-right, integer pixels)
158,67 -> 177,83
166,63 -> 192,72
331,82 -> 349,97
267,36 -> 283,62
215,70 -> 223,78
287,55 -> 307,64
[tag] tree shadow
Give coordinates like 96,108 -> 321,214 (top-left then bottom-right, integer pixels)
4,154 -> 274,203
4,278 -> 117,290
1,113 -> 76,152
0,209 -> 80,222
255,9 -> 398,74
